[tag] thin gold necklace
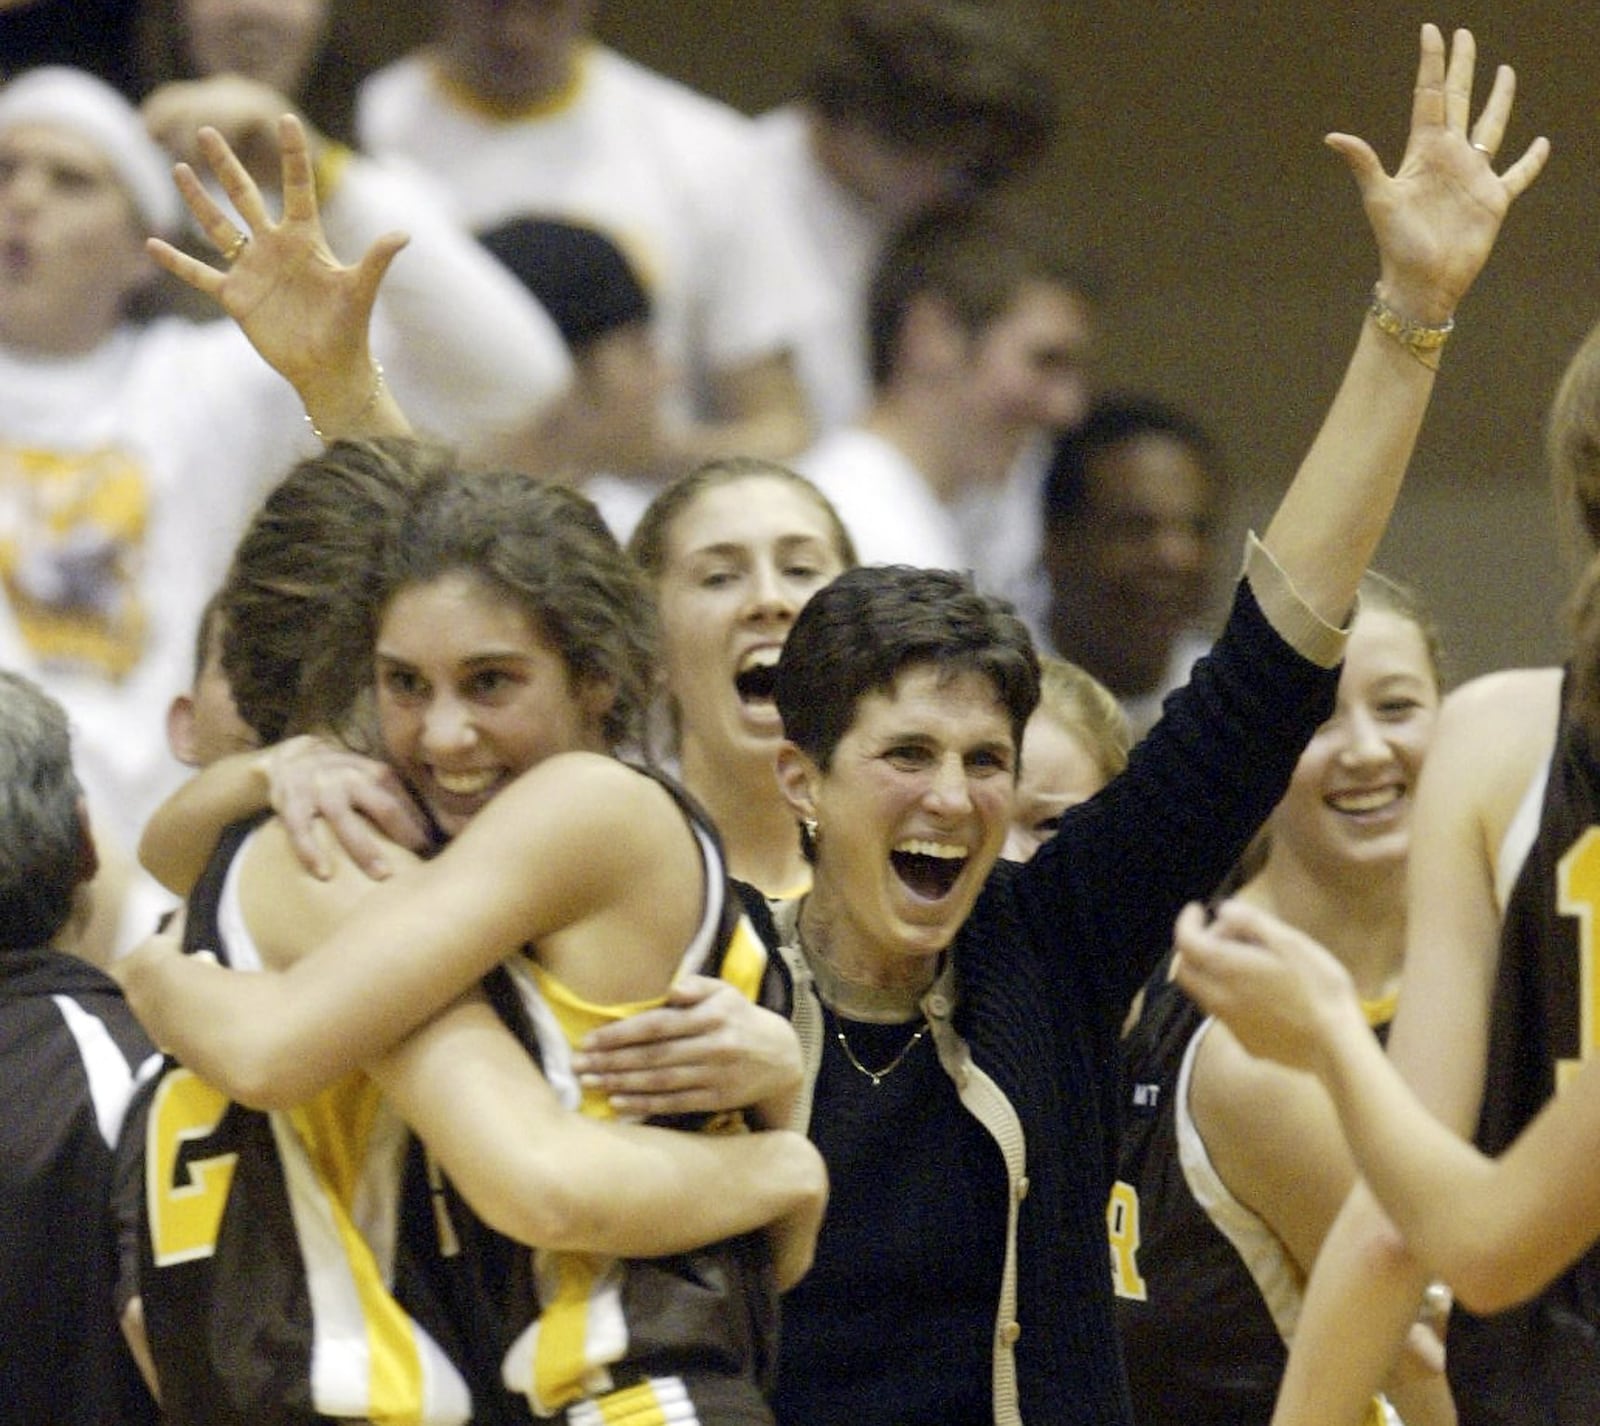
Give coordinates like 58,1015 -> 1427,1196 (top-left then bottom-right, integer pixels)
798,899 -> 930,1022
827,1004 -> 930,1087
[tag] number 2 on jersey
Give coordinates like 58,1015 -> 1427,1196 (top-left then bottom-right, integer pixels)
146,1068 -> 238,1265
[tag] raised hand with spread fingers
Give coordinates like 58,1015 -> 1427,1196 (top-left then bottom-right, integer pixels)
147,113 -> 411,442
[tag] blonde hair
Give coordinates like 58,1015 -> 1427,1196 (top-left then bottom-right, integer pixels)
1355,568 -> 1445,692
1222,570 -> 1443,891
629,457 -> 857,579
1548,319 -> 1600,736
1033,656 -> 1131,785
1549,317 -> 1600,555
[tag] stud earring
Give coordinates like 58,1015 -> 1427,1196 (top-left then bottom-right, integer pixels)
799,816 -> 821,859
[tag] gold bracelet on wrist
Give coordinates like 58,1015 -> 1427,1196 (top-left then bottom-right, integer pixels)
1368,284 -> 1454,363
305,360 -> 385,443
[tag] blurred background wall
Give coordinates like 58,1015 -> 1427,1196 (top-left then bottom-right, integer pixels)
339,0 -> 1599,684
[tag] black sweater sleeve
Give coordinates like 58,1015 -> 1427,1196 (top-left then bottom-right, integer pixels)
1017,576 -> 1340,1017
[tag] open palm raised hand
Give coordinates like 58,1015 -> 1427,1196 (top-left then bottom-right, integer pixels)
146,114 -> 409,432
1332,24 -> 1549,326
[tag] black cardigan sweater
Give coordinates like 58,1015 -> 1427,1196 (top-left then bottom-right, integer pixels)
756,570 -> 1342,1425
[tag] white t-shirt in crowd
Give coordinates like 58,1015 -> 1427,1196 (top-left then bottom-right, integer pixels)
750,105 -> 879,436
0,320 -> 305,852
357,44 -> 815,431
793,425 -> 967,573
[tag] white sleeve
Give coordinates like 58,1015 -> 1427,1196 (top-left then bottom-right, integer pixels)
136,317 -> 316,527
317,151 -> 573,443
685,124 -> 814,372
794,434 -> 967,571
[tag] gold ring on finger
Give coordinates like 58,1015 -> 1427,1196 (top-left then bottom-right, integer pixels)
221,232 -> 249,263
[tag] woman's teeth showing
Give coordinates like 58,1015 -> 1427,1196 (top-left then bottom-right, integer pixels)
1327,786 -> 1402,815
433,768 -> 497,797
890,839 -> 968,899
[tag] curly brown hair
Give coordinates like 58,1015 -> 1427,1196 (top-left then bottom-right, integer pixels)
219,437 -> 438,745
373,465 -> 657,756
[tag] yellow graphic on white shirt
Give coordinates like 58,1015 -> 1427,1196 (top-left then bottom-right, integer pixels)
0,445 -> 149,679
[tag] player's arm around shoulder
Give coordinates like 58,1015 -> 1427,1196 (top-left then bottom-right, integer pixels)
237,816 -> 424,971
1432,666 -> 1562,860
477,754 -> 707,1003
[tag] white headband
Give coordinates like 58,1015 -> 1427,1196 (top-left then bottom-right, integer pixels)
0,67 -> 181,234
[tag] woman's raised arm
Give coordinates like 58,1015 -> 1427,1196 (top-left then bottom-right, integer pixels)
1258,25 -> 1546,626
146,114 -> 411,442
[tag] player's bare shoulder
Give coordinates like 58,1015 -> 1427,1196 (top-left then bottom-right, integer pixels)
1433,667 -> 1563,848
239,816 -> 423,968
